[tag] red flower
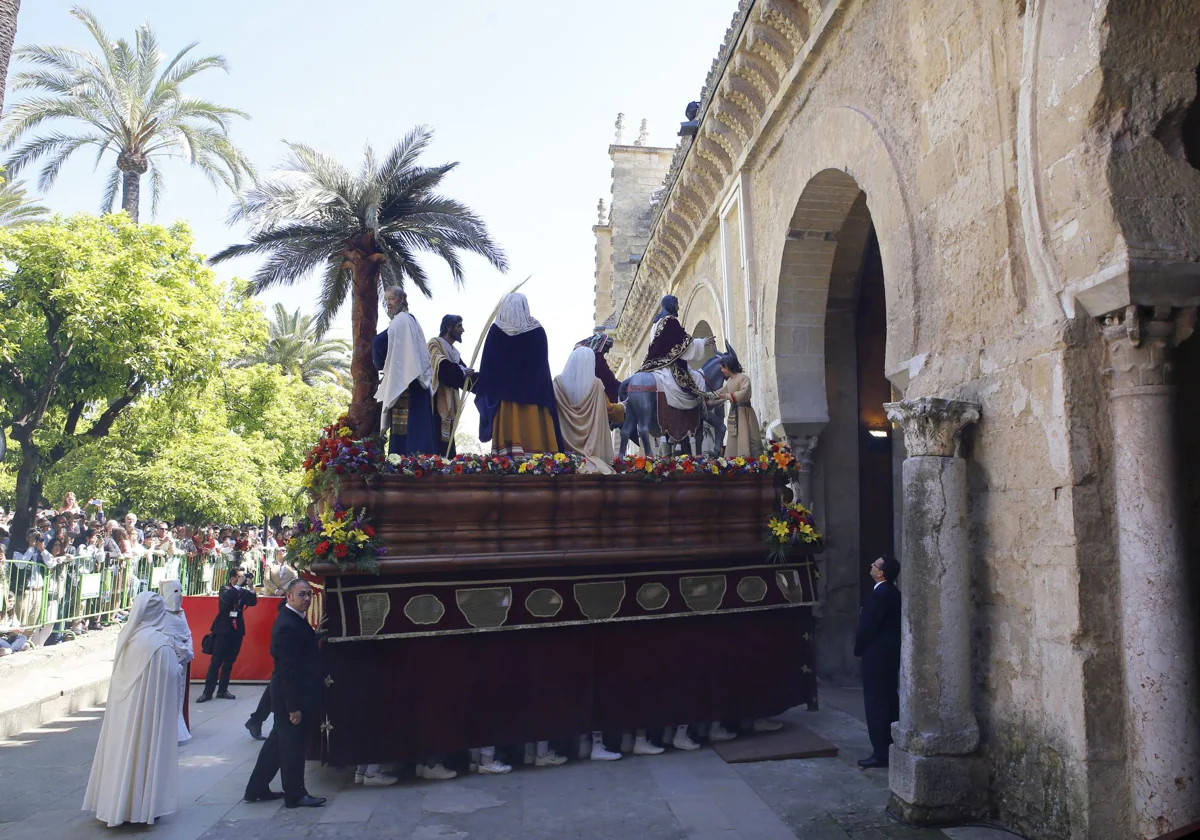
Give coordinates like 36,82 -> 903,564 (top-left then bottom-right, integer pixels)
333,544 -> 349,559
413,468 -> 424,478
363,525 -> 376,537
315,540 -> 331,555
335,465 -> 346,474
453,463 -> 464,474
334,510 -> 346,520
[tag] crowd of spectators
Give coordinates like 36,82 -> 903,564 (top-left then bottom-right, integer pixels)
0,491 -> 294,657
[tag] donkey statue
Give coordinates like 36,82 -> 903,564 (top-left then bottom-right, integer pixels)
617,344 -> 734,457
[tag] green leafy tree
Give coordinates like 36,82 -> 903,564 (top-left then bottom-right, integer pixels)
0,213 -> 254,550
44,364 -> 346,524
0,6 -> 253,223
239,302 -> 350,387
210,127 -> 508,436
0,175 -> 47,227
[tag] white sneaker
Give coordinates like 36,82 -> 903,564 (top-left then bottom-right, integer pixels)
590,744 -> 622,761
752,718 -> 784,732
672,732 -> 700,751
423,763 -> 457,780
632,736 -> 664,756
478,760 -> 512,775
362,772 -> 400,786
710,724 -> 738,742
534,751 -> 567,767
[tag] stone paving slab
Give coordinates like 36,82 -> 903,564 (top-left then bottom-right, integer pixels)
0,681 -> 1017,840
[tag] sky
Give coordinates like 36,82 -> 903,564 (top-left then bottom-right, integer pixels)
9,1 -> 737,438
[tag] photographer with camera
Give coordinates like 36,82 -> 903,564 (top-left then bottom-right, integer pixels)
197,567 -> 258,703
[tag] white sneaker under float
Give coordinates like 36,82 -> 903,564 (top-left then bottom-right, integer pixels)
362,772 -> 400,786
418,763 -> 457,781
709,723 -> 738,742
534,750 -> 567,767
590,744 -> 622,761
752,718 -> 784,732
477,760 -> 512,774
672,729 -> 701,751
632,734 -> 664,756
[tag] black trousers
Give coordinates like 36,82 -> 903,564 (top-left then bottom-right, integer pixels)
249,683 -> 272,725
203,633 -> 242,695
246,703 -> 315,802
861,650 -> 900,761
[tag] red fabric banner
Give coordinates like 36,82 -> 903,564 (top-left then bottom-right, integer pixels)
183,595 -> 282,683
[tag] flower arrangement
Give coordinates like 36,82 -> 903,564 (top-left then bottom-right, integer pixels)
285,502 -> 386,572
384,451 -> 587,477
301,417 -> 384,499
611,441 -> 799,483
765,500 -> 822,562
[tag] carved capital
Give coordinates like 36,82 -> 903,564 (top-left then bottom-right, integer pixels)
788,434 -> 818,471
1101,305 -> 1196,391
884,397 -> 981,458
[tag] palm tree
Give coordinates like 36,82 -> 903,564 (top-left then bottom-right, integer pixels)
0,1 -> 22,116
0,175 -> 46,226
0,6 -> 253,223
241,302 -> 351,387
210,127 -> 508,436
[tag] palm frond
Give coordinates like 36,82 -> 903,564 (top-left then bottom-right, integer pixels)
0,178 -> 49,227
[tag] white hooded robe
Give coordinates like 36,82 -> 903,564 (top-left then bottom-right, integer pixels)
83,591 -> 179,826
158,579 -> 193,743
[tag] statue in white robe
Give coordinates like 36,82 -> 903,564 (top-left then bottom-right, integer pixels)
553,346 -> 616,469
83,591 -> 179,827
159,579 -> 193,743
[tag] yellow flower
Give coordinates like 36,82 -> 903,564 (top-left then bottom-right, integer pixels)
518,462 -> 529,473
735,457 -> 746,467
337,427 -> 352,438
709,464 -> 719,474
302,471 -> 315,487
554,453 -> 568,463
644,462 -> 654,473
349,529 -> 368,543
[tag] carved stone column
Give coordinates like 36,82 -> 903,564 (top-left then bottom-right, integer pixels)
881,397 -> 983,824
1102,305 -> 1200,839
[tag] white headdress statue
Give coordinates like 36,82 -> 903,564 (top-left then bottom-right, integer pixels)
494,292 -> 542,336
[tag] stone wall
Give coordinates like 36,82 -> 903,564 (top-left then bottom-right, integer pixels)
593,0 -> 1200,836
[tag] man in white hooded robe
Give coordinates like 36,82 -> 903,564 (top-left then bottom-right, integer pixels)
83,590 -> 179,826
159,579 -> 193,743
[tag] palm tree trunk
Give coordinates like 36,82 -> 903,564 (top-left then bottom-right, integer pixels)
120,168 -> 141,223
0,0 -> 21,117
348,260 -> 381,438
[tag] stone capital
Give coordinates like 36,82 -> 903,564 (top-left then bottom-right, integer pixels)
883,398 -> 981,458
1100,305 -> 1197,391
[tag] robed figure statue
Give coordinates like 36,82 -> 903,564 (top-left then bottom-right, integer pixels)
474,293 -> 563,456
635,295 -> 715,444
373,287 -> 435,455
428,314 -> 477,455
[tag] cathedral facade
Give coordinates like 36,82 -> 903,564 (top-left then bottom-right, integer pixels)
593,2 -> 1200,838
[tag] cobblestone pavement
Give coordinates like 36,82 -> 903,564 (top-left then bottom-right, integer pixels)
0,684 -> 1013,840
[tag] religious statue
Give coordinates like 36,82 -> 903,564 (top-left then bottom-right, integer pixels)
713,353 -> 762,459
553,346 -> 616,467
474,293 -> 563,456
428,314 -> 477,456
83,592 -> 179,826
373,286 -> 435,455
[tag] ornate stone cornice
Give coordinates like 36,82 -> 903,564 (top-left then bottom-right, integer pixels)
1101,305 -> 1197,391
884,398 -> 982,458
611,0 -> 837,343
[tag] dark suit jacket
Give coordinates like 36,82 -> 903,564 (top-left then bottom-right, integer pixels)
270,605 -> 322,715
854,580 -> 901,662
210,584 -> 258,636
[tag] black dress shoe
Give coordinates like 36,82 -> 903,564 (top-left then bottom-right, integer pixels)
216,690 -> 237,700
195,693 -> 213,703
285,795 -> 327,808
243,790 -> 285,802
245,719 -> 265,740
857,757 -> 888,769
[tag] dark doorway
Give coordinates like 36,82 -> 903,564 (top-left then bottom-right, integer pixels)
855,230 -> 895,601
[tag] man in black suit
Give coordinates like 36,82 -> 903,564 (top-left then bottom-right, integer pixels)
197,567 -> 257,703
244,578 -> 326,808
854,554 -> 901,769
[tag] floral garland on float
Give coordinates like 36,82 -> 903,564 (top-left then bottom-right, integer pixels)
765,500 -> 823,563
287,502 -> 386,573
